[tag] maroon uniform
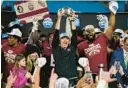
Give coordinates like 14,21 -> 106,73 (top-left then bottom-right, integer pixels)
42,40 -> 52,57
77,34 -> 108,74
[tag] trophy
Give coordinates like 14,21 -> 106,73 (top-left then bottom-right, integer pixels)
58,7 -> 74,17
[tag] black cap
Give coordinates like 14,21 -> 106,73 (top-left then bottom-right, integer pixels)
24,44 -> 40,58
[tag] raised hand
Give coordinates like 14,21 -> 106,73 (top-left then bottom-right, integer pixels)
69,11 -> 78,21
6,71 -> 17,88
50,68 -> 58,81
57,9 -> 64,18
49,68 -> 58,88
100,71 -> 117,83
25,72 -> 32,79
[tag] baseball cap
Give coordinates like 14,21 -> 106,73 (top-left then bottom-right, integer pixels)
59,33 -> 70,39
55,78 -> 69,88
94,28 -> 102,33
7,28 -> 22,37
114,29 -> 124,34
83,25 -> 94,31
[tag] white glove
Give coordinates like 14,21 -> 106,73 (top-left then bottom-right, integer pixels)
8,21 -> 15,27
78,57 -> 89,67
36,57 -> 46,67
96,14 -> 108,30
32,19 -> 39,32
109,1 -> 118,14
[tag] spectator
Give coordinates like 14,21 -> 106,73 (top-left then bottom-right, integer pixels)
24,44 -> 40,73
52,11 -> 77,79
110,36 -> 128,87
107,29 -> 124,69
77,11 -> 116,74
49,68 -> 58,88
40,33 -> 54,87
6,71 -> 17,88
24,44 -> 48,88
108,29 -> 124,51
76,74 -> 96,88
12,54 -> 32,88
6,63 -> 43,88
39,34 -> 47,43
109,65 -> 128,87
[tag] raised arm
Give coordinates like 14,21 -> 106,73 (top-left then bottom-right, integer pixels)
52,11 -> 63,48
104,12 -> 115,40
26,19 -> 40,45
70,14 -> 77,48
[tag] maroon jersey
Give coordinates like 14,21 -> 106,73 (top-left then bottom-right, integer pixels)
77,34 -> 108,74
1,39 -> 8,45
2,43 -> 26,80
42,40 -> 52,57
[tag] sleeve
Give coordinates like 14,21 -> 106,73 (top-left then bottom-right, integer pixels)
109,81 -> 118,88
71,30 -> 77,49
42,41 -> 52,57
99,34 -> 109,44
13,77 -> 27,88
77,43 -> 85,57
13,71 -> 28,87
110,51 -> 117,67
1,52 -> 5,73
26,30 -> 39,44
52,30 -> 59,49
121,74 -> 128,85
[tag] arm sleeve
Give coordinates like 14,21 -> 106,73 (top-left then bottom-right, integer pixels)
110,51 -> 116,66
122,74 -> 128,85
13,76 -> 28,87
71,30 -> 77,49
52,30 -> 59,49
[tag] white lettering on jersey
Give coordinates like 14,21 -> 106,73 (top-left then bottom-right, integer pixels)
4,50 -> 16,63
84,43 -> 101,56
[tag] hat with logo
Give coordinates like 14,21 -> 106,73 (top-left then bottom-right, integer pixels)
7,28 -> 22,37
94,28 -> 102,33
114,29 -> 124,34
109,1 -> 118,14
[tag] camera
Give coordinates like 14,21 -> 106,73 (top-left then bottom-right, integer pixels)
114,59 -> 120,70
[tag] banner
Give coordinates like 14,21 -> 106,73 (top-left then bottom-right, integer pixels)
14,0 -> 49,24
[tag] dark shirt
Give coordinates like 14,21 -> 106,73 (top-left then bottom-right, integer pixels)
52,30 -> 77,79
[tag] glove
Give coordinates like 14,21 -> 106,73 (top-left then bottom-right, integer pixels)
8,21 -> 15,27
32,19 -> 39,32
78,57 -> 89,67
109,1 -> 118,14
96,14 -> 108,30
36,57 -> 46,67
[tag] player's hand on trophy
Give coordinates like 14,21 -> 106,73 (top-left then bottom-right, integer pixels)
57,9 -> 64,18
